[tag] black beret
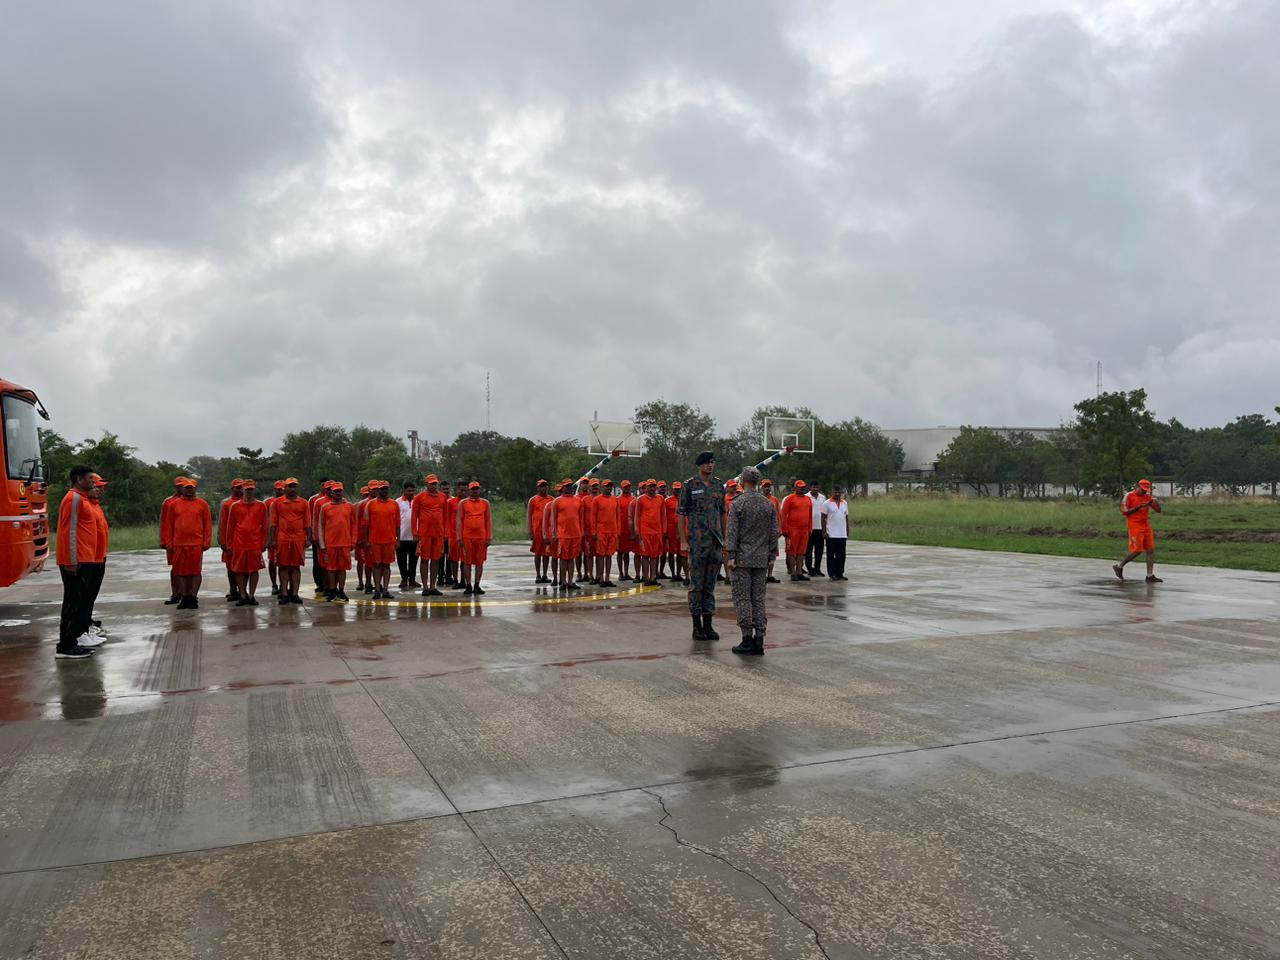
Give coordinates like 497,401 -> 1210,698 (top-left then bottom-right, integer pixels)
695,451 -> 715,465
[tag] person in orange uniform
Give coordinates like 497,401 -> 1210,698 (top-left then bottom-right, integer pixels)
70,473 -> 112,650
412,474 -> 449,596
455,481 -> 493,595
225,480 -> 269,606
582,478 -> 601,583
159,476 -> 186,605
55,466 -> 102,658
654,481 -> 669,578
542,483 -> 564,586
268,478 -> 310,605
264,480 -> 285,596
308,480 -> 333,590
527,479 -> 554,583
317,482 -> 356,602
591,479 -> 619,587
548,478 -> 584,591
665,481 -> 686,584
445,481 -> 464,590
1113,478 -> 1163,583
163,477 -> 213,611
760,478 -> 782,583
354,483 -> 373,592
363,480 -> 401,600
633,479 -> 667,586
780,480 -> 812,581
218,479 -> 244,601
162,477 -> 213,611
720,480 -> 740,583
575,478 -> 593,582
616,480 -> 636,581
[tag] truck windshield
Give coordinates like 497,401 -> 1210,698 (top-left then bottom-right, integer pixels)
2,394 -> 42,481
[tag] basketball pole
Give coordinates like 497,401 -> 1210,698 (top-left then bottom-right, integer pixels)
732,446 -> 796,485
583,450 -> 624,480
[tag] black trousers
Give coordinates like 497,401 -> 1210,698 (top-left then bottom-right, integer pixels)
396,540 -> 418,581
827,538 -> 847,579
312,543 -> 324,586
82,562 -> 105,623
58,564 -> 95,648
806,530 -> 825,573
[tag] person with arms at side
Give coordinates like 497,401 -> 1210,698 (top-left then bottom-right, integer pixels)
445,480 -> 464,589
822,485 -> 850,581
268,478 -> 310,604
576,478 -> 594,583
548,478 -> 584,591
363,480 -> 401,599
726,467 -> 778,655
318,482 -> 357,602
806,483 -> 827,577
634,479 -> 667,587
265,480 -> 285,596
55,466 -> 100,659
218,479 -> 244,601
616,480 -> 635,581
456,482 -> 493,595
413,474 -> 448,597
679,452 -> 727,641
396,480 -> 419,591
541,482 -> 563,587
654,481 -> 670,579
308,480 -> 332,591
164,478 -> 212,611
354,483 -> 372,593
781,480 -> 812,581
592,479 -> 620,587
225,480 -> 269,606
760,478 -> 782,583
527,479 -> 553,583
159,477 -> 185,604
665,481 -> 686,584
1113,479 -> 1163,583
76,473 -> 111,649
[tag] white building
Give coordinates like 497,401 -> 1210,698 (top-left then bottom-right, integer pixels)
883,427 -> 1059,475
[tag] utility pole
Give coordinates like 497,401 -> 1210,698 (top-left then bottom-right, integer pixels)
1096,361 -> 1102,397
407,430 -> 420,460
485,371 -> 491,431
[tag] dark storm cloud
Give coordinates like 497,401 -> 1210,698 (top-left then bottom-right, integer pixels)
3,0 -> 1277,462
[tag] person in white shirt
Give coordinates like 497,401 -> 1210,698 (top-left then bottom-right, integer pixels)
396,481 -> 420,590
821,486 -> 850,581
807,484 -> 828,577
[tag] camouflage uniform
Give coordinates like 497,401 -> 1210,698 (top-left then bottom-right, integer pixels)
678,474 -> 726,616
726,490 -> 779,637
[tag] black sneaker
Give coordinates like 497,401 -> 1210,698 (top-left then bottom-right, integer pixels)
383,591 -> 396,599
472,586 -> 485,595
189,596 -> 199,609
278,595 -> 290,605
55,645 -> 94,659
566,582 -> 581,591
797,574 -> 811,581
766,576 -> 781,584
289,594 -> 303,604
270,585 -> 280,595
236,598 -> 250,607
336,591 -> 351,602
164,596 -> 181,605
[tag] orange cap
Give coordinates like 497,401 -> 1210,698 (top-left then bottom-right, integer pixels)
602,479 -> 614,487
468,481 -> 481,489
672,481 -> 682,489
242,480 -> 257,489
726,480 -> 738,489
174,475 -> 189,486
425,474 -> 439,484
794,480 -> 807,489
330,482 -> 345,492
620,480 -> 632,488
231,479 -> 244,489
179,478 -> 196,489
283,477 -> 299,486
536,478 -> 548,485
274,480 -> 285,490
761,478 -> 773,486
1138,479 -> 1152,489
590,478 -> 600,486
91,473 -> 108,487
360,485 -> 370,495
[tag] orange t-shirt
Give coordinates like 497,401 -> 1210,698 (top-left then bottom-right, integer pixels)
457,498 -> 492,540
226,499 -> 268,551
579,492 -> 595,535
1123,491 -> 1154,529
89,499 -> 109,562
445,496 -> 460,540
664,495 -> 680,534
159,494 -> 179,547
57,490 -> 100,566
319,500 -> 357,548
552,496 -> 583,538
592,495 -> 619,534
219,495 -> 241,545
413,491 -> 448,538
634,495 -> 666,535
271,496 -> 311,543
781,493 -> 811,535
364,498 -> 401,545
527,494 -> 552,537
167,496 -> 213,548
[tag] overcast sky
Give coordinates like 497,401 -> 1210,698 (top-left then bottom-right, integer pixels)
3,0 -> 1276,463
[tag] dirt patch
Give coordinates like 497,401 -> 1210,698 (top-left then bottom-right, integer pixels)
1021,526 -> 1280,544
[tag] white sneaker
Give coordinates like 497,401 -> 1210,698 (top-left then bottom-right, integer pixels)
89,624 -> 108,638
77,631 -> 105,648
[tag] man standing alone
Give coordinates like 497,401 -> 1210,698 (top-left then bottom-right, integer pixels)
55,465 -> 100,659
678,452 -> 726,641
726,467 -> 778,655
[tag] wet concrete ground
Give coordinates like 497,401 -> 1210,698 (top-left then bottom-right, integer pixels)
1,544 -> 1278,958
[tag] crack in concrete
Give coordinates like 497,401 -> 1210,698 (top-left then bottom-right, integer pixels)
640,787 -> 833,960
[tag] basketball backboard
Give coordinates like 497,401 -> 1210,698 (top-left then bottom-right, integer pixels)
763,416 -> 815,454
588,420 -> 645,458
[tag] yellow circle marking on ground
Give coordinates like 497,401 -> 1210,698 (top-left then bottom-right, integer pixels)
312,584 -> 662,609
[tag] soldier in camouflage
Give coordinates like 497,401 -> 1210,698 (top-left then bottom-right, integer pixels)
678,451 -> 726,642
725,466 -> 778,656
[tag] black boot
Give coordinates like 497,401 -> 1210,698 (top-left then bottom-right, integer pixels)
754,631 -> 766,655
732,633 -> 754,654
691,615 -> 707,641
702,614 -> 719,641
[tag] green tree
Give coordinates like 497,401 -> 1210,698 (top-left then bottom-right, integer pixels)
633,399 -> 716,482
495,437 -> 561,500
935,427 -> 1013,496
1073,389 -> 1157,496
1043,425 -> 1084,495
1006,431 -> 1050,499
441,430 -> 508,491
840,417 -> 905,481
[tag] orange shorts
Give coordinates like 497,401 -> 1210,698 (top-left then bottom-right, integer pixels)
368,541 -> 396,565
229,549 -> 263,574
785,532 -> 808,557
322,547 -> 351,571
530,537 -> 552,558
221,548 -> 231,564
595,533 -> 618,556
1128,527 -> 1155,552
637,533 -> 664,558
556,537 -> 581,560
418,535 -> 443,560
165,547 -> 174,564
275,540 -> 306,567
580,537 -> 593,557
461,539 -> 488,565
171,545 -> 204,577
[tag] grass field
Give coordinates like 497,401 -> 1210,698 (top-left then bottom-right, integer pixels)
73,496 -> 1280,572
850,494 -> 1280,572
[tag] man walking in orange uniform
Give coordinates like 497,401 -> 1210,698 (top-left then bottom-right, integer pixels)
225,480 -> 269,606
1113,478 -> 1163,583
781,480 -> 812,581
456,481 -> 493,595
218,479 -> 244,601
363,480 -> 401,599
633,479 -> 667,586
159,476 -> 185,604
164,478 -> 213,610
268,478 -> 310,604
548,478 -> 584,591
527,479 -> 553,583
413,474 -> 449,596
318,482 -> 356,602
